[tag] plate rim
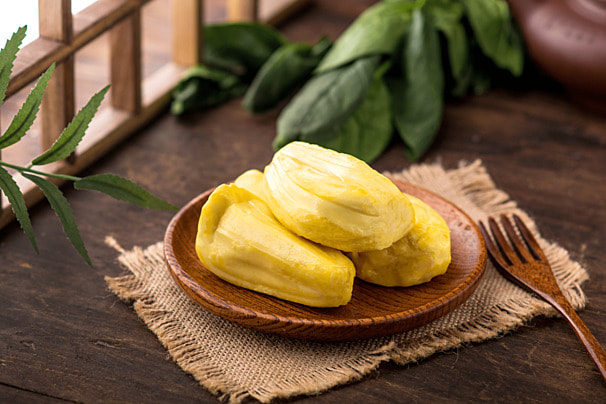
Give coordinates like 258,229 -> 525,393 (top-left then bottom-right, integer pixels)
164,178 -> 487,340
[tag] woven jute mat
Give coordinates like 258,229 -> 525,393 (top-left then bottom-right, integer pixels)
105,160 -> 588,403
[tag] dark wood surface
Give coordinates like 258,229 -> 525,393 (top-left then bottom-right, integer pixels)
1,0 -> 605,402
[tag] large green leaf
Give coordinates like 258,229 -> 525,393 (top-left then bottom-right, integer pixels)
303,63 -> 393,163
0,166 -> 37,252
424,0 -> 468,80
0,63 -> 54,149
390,9 -> 444,161
32,85 -> 109,166
460,0 -> 523,76
203,23 -> 286,77
243,37 -> 331,113
23,173 -> 91,266
0,26 -> 27,105
74,174 -> 177,210
315,1 -> 421,73
274,55 -> 380,150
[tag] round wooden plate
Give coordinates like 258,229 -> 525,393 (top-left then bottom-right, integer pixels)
164,178 -> 486,341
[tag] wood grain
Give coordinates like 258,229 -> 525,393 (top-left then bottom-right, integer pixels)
164,179 -> 487,341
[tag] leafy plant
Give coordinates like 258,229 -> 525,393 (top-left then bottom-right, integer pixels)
274,55 -> 380,150
389,8 -> 445,160
314,0 -> 420,73
304,61 -> 394,162
171,0 -> 526,162
172,23 -> 334,116
0,26 -> 177,265
243,36 -> 331,113
171,65 -> 247,115
203,22 -> 287,78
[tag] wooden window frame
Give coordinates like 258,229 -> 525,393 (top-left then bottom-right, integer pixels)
0,0 -> 308,229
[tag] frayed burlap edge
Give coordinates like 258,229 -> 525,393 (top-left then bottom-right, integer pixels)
105,240 -> 397,403
105,160 -> 589,403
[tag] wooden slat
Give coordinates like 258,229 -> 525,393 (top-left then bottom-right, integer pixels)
172,0 -> 204,66
38,0 -> 75,153
110,8 -> 142,112
227,0 -> 260,22
40,59 -> 75,151
39,0 -> 73,42
7,0 -> 154,99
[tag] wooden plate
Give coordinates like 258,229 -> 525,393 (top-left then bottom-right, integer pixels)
164,178 -> 486,341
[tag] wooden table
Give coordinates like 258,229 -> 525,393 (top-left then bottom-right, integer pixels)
1,1 -> 605,402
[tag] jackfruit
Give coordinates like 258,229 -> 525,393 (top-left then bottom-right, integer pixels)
195,183 -> 355,307
351,195 -> 451,287
234,169 -> 268,201
263,141 -> 415,252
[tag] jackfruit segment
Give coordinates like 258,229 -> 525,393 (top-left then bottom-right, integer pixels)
351,195 -> 451,287
234,169 -> 268,201
264,142 -> 415,252
195,183 -> 355,307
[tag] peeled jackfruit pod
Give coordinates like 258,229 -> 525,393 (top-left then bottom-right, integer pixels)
351,195 -> 451,287
195,183 -> 356,307
263,141 -> 415,252
234,169 -> 268,201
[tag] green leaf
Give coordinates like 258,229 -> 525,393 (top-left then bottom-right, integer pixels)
171,65 -> 246,115
74,174 -> 178,210
424,0 -> 468,80
23,173 -> 91,266
274,55 -> 380,150
460,0 -> 524,76
315,1 -> 421,73
0,63 -> 54,149
303,62 -> 393,163
243,37 -> 331,113
0,166 -> 37,252
32,85 -> 109,166
390,9 -> 445,161
0,26 -> 27,105
203,23 -> 287,78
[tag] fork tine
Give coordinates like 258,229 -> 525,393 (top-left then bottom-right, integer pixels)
500,214 -> 535,263
479,220 -> 511,270
488,216 -> 521,265
513,214 -> 549,263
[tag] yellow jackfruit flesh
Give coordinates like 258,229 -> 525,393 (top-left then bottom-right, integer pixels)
351,195 -> 451,287
263,142 -> 415,252
195,183 -> 356,307
234,169 -> 268,201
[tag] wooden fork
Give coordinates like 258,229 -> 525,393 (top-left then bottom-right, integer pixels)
479,214 -> 606,383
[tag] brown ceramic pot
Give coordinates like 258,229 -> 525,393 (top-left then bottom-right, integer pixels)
507,0 -> 606,110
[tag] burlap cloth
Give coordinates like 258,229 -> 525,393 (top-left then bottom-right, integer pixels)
105,160 -> 589,403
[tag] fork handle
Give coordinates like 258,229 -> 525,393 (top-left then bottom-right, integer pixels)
543,292 -> 606,383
